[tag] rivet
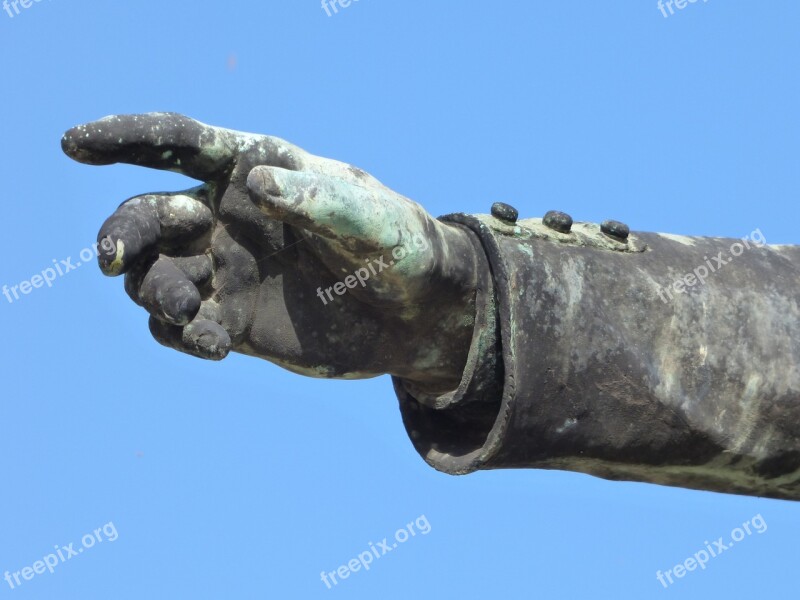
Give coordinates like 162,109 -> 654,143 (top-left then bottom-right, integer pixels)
491,202 -> 518,224
543,210 -> 573,233
601,220 -> 630,241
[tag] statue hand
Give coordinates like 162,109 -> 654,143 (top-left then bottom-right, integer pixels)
62,113 -> 478,387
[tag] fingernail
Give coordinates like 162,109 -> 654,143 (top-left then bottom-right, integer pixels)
247,167 -> 281,197
182,320 -> 231,361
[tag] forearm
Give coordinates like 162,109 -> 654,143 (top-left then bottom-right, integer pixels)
396,212 -> 800,500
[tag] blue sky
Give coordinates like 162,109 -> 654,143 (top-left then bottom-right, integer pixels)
1,1 -> 798,598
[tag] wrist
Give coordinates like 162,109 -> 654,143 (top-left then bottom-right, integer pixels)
389,223 -> 480,392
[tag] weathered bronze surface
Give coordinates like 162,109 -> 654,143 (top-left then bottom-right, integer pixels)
63,113 -> 800,501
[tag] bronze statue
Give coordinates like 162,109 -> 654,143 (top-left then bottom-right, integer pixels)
62,113 -> 800,501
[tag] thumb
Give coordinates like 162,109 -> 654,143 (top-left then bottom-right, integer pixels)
246,166 -> 393,251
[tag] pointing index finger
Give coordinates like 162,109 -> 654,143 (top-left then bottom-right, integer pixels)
61,112 -> 239,181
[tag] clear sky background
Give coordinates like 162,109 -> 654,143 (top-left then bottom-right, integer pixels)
1,1 -> 798,598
